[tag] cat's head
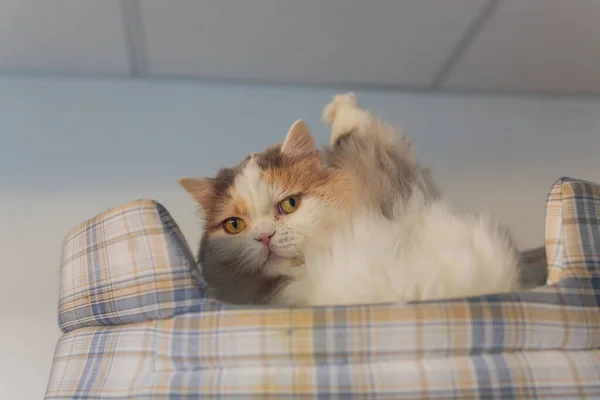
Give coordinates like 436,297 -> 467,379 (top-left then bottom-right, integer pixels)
179,120 -> 351,302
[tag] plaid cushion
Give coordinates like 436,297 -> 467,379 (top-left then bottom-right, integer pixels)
46,283 -> 600,399
546,177 -> 600,284
46,178 -> 600,399
58,199 -> 206,332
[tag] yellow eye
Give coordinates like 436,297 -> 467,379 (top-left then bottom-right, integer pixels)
278,195 -> 301,215
222,217 -> 246,234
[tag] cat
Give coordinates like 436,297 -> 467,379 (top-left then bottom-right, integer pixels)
179,93 -> 521,306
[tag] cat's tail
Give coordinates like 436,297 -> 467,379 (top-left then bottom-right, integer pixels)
323,93 -> 438,198
322,92 -> 374,145
323,92 -> 414,160
322,92 -> 358,123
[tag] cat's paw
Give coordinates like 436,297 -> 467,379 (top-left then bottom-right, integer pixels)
322,92 -> 371,145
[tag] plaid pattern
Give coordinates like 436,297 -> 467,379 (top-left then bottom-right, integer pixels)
46,178 -> 600,399
546,177 -> 600,284
58,199 -> 205,332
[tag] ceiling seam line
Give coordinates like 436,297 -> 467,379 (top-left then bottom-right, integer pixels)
121,0 -> 149,77
2,70 -> 600,100
429,0 -> 503,89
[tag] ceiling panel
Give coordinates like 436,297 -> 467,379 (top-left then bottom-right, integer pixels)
445,0 -> 600,94
141,0 -> 489,86
0,0 -> 129,74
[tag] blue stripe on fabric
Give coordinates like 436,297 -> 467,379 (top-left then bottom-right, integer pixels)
334,307 -> 351,398
214,311 -> 224,400
59,288 -> 206,331
74,330 -> 110,396
558,276 -> 597,289
573,187 -> 600,270
365,306 -> 376,394
87,221 -> 108,321
592,277 -> 600,308
168,373 -> 184,400
315,363 -> 331,399
518,291 -> 585,305
472,355 -> 493,398
64,204 -> 158,244
468,301 -> 485,356
313,310 -> 331,399
491,353 -> 514,398
62,268 -> 198,301
336,363 -> 353,400
489,302 -> 505,348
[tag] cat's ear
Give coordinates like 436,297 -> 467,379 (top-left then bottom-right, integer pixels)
281,119 -> 316,159
178,177 -> 214,208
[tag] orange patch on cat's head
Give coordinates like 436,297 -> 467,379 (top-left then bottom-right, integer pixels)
254,122 -> 353,208
231,195 -> 249,217
214,192 -> 249,220
206,194 -> 250,236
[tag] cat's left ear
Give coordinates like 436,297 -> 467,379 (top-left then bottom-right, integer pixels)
178,177 -> 214,209
281,119 -> 316,159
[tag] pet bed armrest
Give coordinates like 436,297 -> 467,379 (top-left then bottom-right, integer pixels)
545,177 -> 600,284
58,199 -> 205,333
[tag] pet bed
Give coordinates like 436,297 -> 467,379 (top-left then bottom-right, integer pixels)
45,177 -> 600,399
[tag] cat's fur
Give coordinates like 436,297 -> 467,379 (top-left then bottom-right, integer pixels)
180,93 -> 521,306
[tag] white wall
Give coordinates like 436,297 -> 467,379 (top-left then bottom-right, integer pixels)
1,76 -> 599,398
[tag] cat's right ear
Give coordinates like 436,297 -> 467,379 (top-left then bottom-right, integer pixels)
281,119 -> 316,159
178,177 -> 214,208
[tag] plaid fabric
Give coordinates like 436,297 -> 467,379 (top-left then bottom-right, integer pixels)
46,178 -> 600,399
58,199 -> 205,332
546,177 -> 600,284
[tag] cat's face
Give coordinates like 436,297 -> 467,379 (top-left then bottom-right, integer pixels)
180,121 -> 351,301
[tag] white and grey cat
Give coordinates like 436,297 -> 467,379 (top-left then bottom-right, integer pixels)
180,93 -> 524,306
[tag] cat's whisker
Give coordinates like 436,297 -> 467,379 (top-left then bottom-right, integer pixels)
202,262 -> 239,279
259,278 -> 288,304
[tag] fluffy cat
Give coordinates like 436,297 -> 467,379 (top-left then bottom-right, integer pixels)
179,93 -> 521,306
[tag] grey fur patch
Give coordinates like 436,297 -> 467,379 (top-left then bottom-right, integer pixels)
213,155 -> 252,197
212,168 -> 236,197
255,145 -> 284,170
326,129 -> 426,219
198,233 -> 288,304
202,156 -> 251,222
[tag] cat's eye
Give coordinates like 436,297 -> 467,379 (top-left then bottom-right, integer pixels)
222,217 -> 246,234
278,195 -> 301,215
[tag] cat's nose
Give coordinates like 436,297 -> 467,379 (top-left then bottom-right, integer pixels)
256,233 -> 274,248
